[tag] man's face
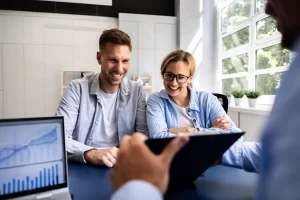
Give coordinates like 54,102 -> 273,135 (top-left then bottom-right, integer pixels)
97,43 -> 131,87
265,0 -> 300,49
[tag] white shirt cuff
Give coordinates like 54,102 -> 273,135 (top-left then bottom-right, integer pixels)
111,180 -> 163,200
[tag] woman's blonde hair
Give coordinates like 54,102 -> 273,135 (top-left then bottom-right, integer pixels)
160,50 -> 196,87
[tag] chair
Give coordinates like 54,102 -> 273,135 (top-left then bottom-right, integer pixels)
212,93 -> 229,113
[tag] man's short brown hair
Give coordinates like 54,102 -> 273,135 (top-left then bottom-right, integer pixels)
99,28 -> 132,51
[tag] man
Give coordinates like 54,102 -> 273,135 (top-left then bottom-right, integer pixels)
111,0 -> 300,199
258,0 -> 300,199
56,29 -> 148,167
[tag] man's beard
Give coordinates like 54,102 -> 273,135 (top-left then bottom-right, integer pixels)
281,28 -> 300,50
102,71 -> 127,86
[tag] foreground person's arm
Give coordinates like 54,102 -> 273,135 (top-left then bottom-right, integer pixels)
111,133 -> 189,200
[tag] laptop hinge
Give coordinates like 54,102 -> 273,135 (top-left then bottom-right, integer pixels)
36,192 -> 53,199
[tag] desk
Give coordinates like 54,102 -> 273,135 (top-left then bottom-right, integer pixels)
68,162 -> 258,200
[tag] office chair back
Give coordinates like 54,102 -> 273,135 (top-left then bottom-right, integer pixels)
212,93 -> 229,113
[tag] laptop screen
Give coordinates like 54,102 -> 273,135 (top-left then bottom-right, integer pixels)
0,117 -> 68,199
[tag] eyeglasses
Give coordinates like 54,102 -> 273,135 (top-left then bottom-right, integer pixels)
163,72 -> 190,84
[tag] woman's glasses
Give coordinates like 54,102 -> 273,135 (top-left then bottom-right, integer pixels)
163,72 -> 190,84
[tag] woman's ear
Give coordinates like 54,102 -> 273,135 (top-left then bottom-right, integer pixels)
188,76 -> 193,88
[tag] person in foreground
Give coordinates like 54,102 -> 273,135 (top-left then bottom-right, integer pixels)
111,133 -> 189,200
147,50 -> 261,172
258,0 -> 300,199
56,29 -> 148,167
111,0 -> 300,199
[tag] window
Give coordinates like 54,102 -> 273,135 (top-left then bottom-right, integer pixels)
219,0 -> 290,104
223,27 -> 249,51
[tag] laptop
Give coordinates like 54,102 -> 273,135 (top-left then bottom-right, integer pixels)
145,131 -> 245,186
0,116 -> 72,200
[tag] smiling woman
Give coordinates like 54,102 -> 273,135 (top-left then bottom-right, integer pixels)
146,49 -> 261,173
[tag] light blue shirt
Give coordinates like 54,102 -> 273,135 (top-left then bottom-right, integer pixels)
111,180 -> 163,200
147,89 -> 261,172
56,74 -> 148,163
258,38 -> 300,199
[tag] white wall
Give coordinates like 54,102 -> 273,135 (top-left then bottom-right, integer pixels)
228,109 -> 269,142
0,10 -> 117,118
176,0 -> 218,92
118,13 -> 177,93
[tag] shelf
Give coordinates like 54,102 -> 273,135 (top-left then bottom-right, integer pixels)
139,76 -> 151,80
143,86 -> 152,90
132,75 -> 153,94
61,70 -> 94,96
229,105 -> 272,116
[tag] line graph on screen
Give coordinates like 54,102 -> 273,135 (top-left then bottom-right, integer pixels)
0,123 -> 62,168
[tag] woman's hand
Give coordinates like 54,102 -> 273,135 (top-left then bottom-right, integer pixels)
168,127 -> 199,134
212,117 -> 231,131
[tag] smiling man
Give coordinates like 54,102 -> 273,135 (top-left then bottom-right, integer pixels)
56,29 -> 148,167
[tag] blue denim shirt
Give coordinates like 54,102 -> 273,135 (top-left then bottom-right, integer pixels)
56,74 -> 148,163
257,38 -> 300,200
147,88 -> 261,172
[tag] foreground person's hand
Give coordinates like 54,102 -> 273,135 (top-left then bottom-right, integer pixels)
111,132 -> 189,194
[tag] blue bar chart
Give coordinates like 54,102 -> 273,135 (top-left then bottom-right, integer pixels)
0,122 -> 65,196
0,162 -> 63,195
0,123 -> 63,168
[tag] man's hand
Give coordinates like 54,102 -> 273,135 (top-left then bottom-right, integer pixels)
212,117 -> 231,131
168,127 -> 199,134
111,133 -> 189,194
84,147 -> 118,167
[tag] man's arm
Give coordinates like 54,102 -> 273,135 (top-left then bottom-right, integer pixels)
111,180 -> 163,200
111,133 -> 189,199
208,94 -> 261,172
222,139 -> 261,172
135,85 -> 148,136
55,81 -> 94,163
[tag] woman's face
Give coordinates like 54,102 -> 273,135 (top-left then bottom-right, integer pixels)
163,61 -> 192,97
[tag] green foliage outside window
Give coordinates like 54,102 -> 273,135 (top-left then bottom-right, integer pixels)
221,0 -> 289,96
256,45 -> 290,70
256,73 -> 282,95
256,0 -> 267,13
222,0 -> 251,31
223,54 -> 248,74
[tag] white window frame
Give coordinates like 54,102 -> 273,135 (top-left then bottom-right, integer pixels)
218,0 -> 290,105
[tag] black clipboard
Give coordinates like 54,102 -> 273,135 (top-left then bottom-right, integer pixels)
145,132 -> 245,185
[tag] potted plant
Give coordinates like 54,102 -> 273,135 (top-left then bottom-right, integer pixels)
245,90 -> 261,107
224,92 -> 231,105
231,90 -> 244,106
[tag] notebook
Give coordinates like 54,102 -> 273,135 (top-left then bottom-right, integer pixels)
0,116 -> 72,200
145,131 -> 245,185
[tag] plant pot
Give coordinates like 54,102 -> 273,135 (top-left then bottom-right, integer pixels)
248,98 -> 257,107
227,96 -> 231,105
234,98 -> 242,106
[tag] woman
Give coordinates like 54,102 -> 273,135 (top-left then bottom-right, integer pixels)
147,50 -> 261,172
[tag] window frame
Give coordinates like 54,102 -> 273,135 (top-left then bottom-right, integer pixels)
218,0 -> 290,105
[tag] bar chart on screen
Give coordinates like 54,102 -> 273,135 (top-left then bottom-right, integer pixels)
0,161 -> 64,195
0,123 -> 63,168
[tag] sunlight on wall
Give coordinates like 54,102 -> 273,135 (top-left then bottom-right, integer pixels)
178,0 -> 218,92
